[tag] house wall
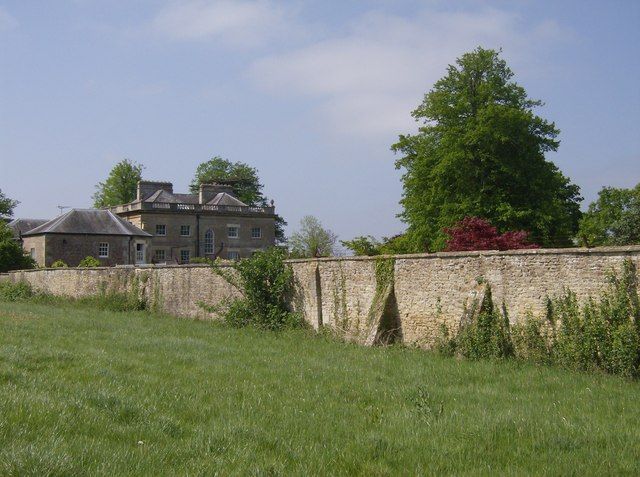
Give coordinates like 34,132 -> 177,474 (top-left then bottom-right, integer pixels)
3,246 -> 640,348
126,212 -> 275,262
21,235 -> 45,266
23,234 -> 150,267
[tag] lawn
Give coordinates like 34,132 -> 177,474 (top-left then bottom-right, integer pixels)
1,301 -> 639,476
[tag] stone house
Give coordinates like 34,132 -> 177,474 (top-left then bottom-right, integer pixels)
22,209 -> 152,267
110,181 -> 277,263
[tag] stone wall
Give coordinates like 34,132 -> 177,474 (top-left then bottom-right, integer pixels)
1,264 -> 240,319
290,246 -> 640,346
2,246 -> 640,347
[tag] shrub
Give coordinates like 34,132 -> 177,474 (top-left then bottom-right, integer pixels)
51,260 -> 68,268
78,256 -> 101,268
529,259 -> 640,378
511,313 -> 551,365
79,291 -> 146,312
205,247 -> 302,330
0,280 -> 34,301
451,285 -> 513,360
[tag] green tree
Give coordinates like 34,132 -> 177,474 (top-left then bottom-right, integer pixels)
0,188 -> 18,218
289,216 -> 337,258
0,222 -> 35,272
190,157 -> 287,243
340,236 -> 382,256
392,47 -> 582,252
93,159 -> 144,208
578,184 -> 640,246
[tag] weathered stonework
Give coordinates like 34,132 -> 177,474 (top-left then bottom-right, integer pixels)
2,246 -> 640,347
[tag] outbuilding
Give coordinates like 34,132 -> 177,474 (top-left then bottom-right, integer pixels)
22,209 -> 152,267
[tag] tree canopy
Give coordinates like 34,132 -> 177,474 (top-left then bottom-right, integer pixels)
0,222 -> 35,272
289,216 -> 337,258
93,159 -> 144,208
0,188 -> 18,218
578,183 -> 640,246
190,157 -> 264,206
392,47 -> 582,252
190,157 -> 287,243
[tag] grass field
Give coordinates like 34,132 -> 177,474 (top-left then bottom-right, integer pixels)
1,301 -> 639,476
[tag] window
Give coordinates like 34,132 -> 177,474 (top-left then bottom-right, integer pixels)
251,227 -> 262,239
180,225 -> 191,237
30,248 -> 36,259
227,251 -> 240,261
204,229 -> 214,255
227,226 -> 239,238
154,249 -> 166,261
180,250 -> 190,263
156,224 -> 166,236
98,242 -> 109,258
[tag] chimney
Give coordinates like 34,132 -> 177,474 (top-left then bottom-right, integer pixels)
137,181 -> 173,201
199,183 -> 235,204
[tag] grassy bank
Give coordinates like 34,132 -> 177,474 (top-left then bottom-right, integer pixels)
1,301 -> 639,475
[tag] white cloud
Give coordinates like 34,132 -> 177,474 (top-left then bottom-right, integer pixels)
0,6 -> 18,32
249,8 -> 571,137
151,0 -> 286,47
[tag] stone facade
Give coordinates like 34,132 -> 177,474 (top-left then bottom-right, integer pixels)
3,246 -> 640,347
112,181 -> 277,262
22,234 -> 150,268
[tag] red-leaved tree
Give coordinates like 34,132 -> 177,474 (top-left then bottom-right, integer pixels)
444,217 -> 539,252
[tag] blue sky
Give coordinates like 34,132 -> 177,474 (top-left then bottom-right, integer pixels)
0,1 -> 638,242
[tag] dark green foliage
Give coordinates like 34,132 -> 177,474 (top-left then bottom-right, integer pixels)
392,47 -> 582,251
189,157 -> 287,243
340,234 -> 415,256
50,260 -> 68,268
208,247 -> 301,330
511,314 -> 551,365
578,183 -> 640,246
79,292 -> 146,312
78,256 -> 101,268
443,260 -> 640,378
0,222 -> 36,272
0,281 -> 34,301
340,236 -> 382,256
93,159 -> 144,208
454,286 -> 513,360
0,188 -> 18,218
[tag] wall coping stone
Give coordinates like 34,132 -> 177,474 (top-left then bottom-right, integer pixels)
284,245 -> 640,263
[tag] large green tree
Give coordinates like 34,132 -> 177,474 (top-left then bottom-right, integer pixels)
578,183 -> 640,246
93,159 -> 144,208
392,47 -> 582,252
0,188 -> 18,219
190,157 -> 287,243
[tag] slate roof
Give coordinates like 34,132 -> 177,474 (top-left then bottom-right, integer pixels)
207,192 -> 248,207
23,209 -> 152,237
143,190 -> 199,204
7,218 -> 49,238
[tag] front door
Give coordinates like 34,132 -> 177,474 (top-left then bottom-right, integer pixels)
135,243 -> 145,264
